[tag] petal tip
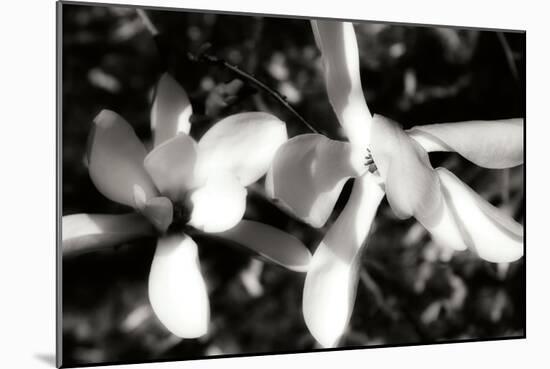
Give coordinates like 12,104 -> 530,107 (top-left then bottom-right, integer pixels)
148,235 -> 210,338
303,309 -> 342,348
435,167 -> 524,264
287,262 -> 311,273
93,109 -> 120,127
159,71 -> 172,82
477,244 -> 524,264
156,72 -> 179,91
163,319 -> 209,339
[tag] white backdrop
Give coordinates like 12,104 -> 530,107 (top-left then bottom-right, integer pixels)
0,0 -> 547,368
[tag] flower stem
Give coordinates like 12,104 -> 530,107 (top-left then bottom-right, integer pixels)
189,51 -> 319,134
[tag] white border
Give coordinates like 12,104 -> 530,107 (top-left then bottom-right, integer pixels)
1,0 -> 547,368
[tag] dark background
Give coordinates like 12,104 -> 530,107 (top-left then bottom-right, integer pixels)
61,3 -> 525,366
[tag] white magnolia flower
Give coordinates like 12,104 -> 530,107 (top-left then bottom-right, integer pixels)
63,73 -> 312,338
267,20 -> 524,347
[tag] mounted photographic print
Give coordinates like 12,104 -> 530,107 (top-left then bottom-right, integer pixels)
57,1 -> 525,367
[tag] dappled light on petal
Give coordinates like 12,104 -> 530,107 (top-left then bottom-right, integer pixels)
370,114 -> 441,225
144,134 -> 200,200
62,213 -> 153,256
197,112 -> 288,186
266,134 -> 365,228
436,168 -> 523,263
88,110 -> 158,207
148,234 -> 209,338
151,73 -> 193,147
312,20 -> 372,148
303,173 -> 385,347
214,220 -> 312,272
188,173 -> 247,233
408,118 -> 523,169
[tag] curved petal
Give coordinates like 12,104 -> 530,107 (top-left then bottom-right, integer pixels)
197,112 -> 287,186
266,134 -> 365,228
188,173 -> 247,233
418,191 -> 468,252
312,20 -> 372,148
144,134 -> 200,200
88,110 -> 158,207
214,220 -> 312,272
303,173 -> 385,348
408,118 -> 524,169
136,196 -> 173,233
62,213 -> 153,256
434,168 -> 523,263
148,234 -> 209,338
151,73 -> 193,147
370,115 -> 442,225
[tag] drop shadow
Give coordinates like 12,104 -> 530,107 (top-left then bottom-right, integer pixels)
34,353 -> 56,367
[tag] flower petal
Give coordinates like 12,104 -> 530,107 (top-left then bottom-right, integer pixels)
197,112 -> 287,186
62,213 -> 153,256
434,168 -> 523,263
88,110 -> 158,207
151,73 -> 193,147
266,134 -> 365,228
188,173 -> 247,233
418,191 -> 468,252
370,115 -> 442,224
408,118 -> 524,169
312,20 -> 372,148
136,196 -> 173,233
144,134 -> 200,200
148,234 -> 209,338
303,173 -> 385,347
213,220 -> 312,272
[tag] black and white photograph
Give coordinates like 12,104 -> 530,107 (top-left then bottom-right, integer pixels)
58,1 -> 524,367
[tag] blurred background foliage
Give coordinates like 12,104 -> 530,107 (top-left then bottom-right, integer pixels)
61,3 -> 525,366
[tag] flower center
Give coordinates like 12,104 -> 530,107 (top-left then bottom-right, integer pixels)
364,148 -> 378,173
168,198 -> 193,233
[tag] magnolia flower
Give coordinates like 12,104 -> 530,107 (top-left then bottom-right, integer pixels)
267,20 -> 524,347
63,73 -> 311,338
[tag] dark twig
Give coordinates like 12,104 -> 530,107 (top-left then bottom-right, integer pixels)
137,8 -> 318,134
359,269 -> 398,321
190,51 -> 319,134
363,259 -> 435,342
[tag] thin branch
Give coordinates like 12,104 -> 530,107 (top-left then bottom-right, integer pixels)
136,8 -> 318,134
363,259 -> 434,342
190,51 -> 319,134
359,269 -> 398,321
136,9 -> 159,36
